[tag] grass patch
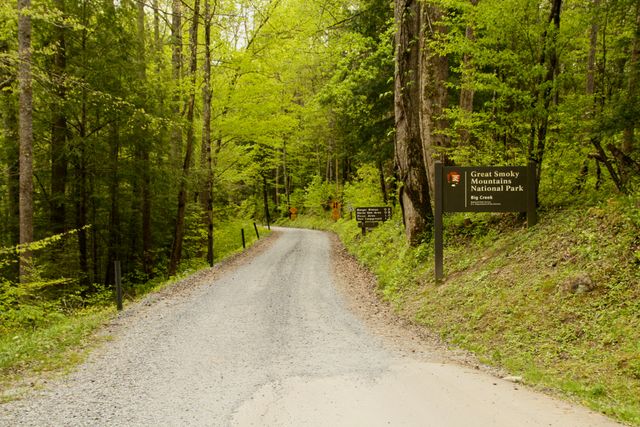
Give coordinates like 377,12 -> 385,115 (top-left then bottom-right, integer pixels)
283,196 -> 640,425
0,308 -> 111,402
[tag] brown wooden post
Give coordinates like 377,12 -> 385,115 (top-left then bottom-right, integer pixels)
115,261 -> 123,311
434,161 -> 444,282
527,161 -> 538,227
262,175 -> 271,230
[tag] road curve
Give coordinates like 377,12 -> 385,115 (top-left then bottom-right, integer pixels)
0,228 -> 620,426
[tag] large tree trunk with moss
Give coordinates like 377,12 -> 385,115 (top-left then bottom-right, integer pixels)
394,0 -> 433,245
458,0 -> 479,147
419,2 -> 450,198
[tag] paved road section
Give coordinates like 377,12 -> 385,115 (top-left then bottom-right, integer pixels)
0,228 -> 621,426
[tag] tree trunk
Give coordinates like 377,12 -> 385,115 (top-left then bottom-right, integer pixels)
136,0 -> 153,276
623,0 -> 640,157
50,0 -> 68,235
419,2 -> 450,199
90,174 -> 98,284
585,0 -> 624,191
153,0 -> 160,52
202,0 -> 214,267
105,124 -> 120,287
2,79 -> 20,279
74,7 -> 90,287
76,90 -> 89,287
263,174 -> 271,227
18,0 -> 34,281
283,140 -> 290,213
394,0 -> 433,245
170,0 -> 183,169
275,165 -> 280,208
458,0 -> 479,146
530,0 -> 562,189
168,0 -> 199,276
377,160 -> 388,205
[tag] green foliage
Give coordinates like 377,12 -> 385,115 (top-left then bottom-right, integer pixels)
212,219 -> 268,263
343,163 -> 386,209
304,176 -> 336,215
0,228 -> 102,335
0,308 -> 110,402
316,0 -> 394,169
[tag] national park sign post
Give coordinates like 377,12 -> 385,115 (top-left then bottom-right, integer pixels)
434,161 -> 538,282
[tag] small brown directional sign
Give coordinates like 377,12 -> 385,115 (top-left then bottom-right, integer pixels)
355,207 -> 392,235
355,207 -> 392,223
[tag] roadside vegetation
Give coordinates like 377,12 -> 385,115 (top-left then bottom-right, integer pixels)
280,186 -> 640,425
0,219 -> 269,402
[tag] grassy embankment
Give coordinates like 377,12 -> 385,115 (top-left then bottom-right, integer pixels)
284,196 -> 640,425
0,220 -> 270,402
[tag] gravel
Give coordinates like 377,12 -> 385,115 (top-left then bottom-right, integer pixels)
0,227 -> 621,426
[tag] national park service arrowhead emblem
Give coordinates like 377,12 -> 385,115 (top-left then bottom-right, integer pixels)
447,171 -> 461,187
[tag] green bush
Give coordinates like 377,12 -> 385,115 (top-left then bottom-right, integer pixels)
304,175 -> 336,215
343,163 -> 385,209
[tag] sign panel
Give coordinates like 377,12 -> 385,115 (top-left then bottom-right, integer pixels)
355,207 -> 392,223
434,162 -> 537,282
331,201 -> 341,221
442,166 -> 528,212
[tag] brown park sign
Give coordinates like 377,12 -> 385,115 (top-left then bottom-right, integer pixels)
442,166 -> 528,212
434,161 -> 538,281
356,206 -> 392,222
356,207 -> 392,234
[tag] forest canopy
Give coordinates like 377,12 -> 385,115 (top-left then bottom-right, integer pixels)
1,0 -> 639,288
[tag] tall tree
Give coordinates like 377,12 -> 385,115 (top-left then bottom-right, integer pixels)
529,0 -> 562,189
457,0 -> 479,146
202,0 -> 214,266
170,0 -> 183,169
136,0 -> 153,276
168,0 -> 200,276
394,0 -> 432,245
623,0 -> 640,157
418,2 -> 449,198
17,0 -> 33,280
50,0 -> 68,234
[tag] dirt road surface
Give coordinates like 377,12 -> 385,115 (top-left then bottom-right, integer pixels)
0,228 -> 621,426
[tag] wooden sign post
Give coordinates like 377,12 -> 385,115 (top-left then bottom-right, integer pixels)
434,161 -> 537,282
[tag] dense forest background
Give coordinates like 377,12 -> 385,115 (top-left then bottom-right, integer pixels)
1,0 -> 639,291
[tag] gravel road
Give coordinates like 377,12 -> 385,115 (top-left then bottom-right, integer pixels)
0,228 -> 621,426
